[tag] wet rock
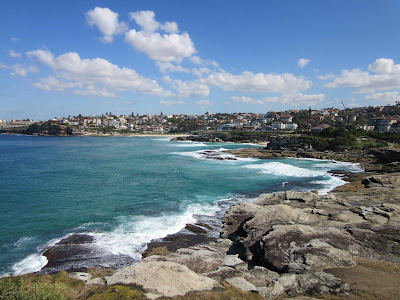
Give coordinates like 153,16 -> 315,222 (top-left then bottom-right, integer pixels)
185,224 -> 207,234
42,234 -> 134,272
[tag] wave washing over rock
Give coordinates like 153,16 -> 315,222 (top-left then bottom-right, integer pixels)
102,173 -> 400,299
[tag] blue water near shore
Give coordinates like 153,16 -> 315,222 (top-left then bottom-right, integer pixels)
0,135 -> 363,276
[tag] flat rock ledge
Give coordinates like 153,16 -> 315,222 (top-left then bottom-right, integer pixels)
100,173 -> 400,299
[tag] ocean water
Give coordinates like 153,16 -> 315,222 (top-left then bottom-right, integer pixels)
0,135 -> 363,276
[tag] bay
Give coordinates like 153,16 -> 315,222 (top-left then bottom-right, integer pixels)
0,135 -> 362,275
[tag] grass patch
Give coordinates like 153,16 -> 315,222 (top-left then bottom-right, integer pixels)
159,282 -> 265,300
323,258 -> 400,300
0,271 -> 84,300
85,285 -> 143,300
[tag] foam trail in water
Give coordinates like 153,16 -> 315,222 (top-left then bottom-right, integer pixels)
242,162 -> 324,177
172,142 -> 208,147
171,148 -> 257,162
312,176 -> 347,195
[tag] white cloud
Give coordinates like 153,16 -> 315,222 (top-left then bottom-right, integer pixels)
129,10 -> 159,33
324,58 -> 400,92
33,76 -> 77,91
196,100 -> 211,106
318,74 -> 335,80
10,37 -> 20,42
125,10 -> 195,62
202,71 -> 311,93
189,56 -> 219,68
366,91 -> 400,104
189,56 -> 202,65
163,76 -> 209,98
74,87 -> 116,98
230,96 -> 271,105
160,21 -> 179,33
298,58 -> 310,68
156,61 -> 190,73
9,50 -> 22,58
27,49 -> 54,65
160,100 -> 184,106
86,7 -> 128,43
369,58 -> 400,74
192,67 -> 211,77
282,93 -> 324,105
125,30 -> 195,62
0,64 -> 38,77
27,49 -> 172,97
230,93 -> 324,106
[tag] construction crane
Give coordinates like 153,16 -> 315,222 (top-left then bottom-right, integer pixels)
341,101 -> 346,110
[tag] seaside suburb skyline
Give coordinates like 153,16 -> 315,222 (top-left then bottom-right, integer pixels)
1,0 -> 400,120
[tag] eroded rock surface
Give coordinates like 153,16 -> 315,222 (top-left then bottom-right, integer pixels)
102,173 -> 400,299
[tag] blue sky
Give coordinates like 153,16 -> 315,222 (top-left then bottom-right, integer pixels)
1,0 -> 400,120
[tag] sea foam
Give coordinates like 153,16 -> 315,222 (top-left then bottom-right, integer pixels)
92,202 -> 219,261
242,162 -> 325,177
11,254 -> 48,276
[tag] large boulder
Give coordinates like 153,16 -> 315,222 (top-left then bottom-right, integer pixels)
105,260 -> 219,298
259,225 -> 356,272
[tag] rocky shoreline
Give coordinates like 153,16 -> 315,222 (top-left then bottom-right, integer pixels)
96,171 -> 399,299
3,146 -> 400,299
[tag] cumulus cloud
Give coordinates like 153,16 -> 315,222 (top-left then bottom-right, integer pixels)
196,100 -> 211,106
156,61 -> 190,73
230,96 -> 273,105
125,10 -> 195,62
160,21 -> 179,33
202,71 -> 311,93
323,58 -> 400,92
9,50 -> 22,58
74,87 -> 116,98
163,75 -> 209,98
125,30 -> 195,62
27,49 -> 172,97
160,100 -> 184,106
33,76 -> 77,91
86,7 -> 128,43
298,58 -> 310,68
230,93 -> 324,106
129,10 -> 159,33
192,67 -> 211,77
366,91 -> 400,104
0,64 -> 38,77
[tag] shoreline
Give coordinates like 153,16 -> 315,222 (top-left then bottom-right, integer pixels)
2,142 -> 400,299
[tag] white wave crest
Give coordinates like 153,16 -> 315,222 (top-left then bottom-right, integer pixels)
172,141 -> 208,147
92,203 -> 217,260
171,149 -> 257,162
242,162 -> 324,177
313,161 -> 364,172
12,254 -> 48,276
311,176 -> 346,195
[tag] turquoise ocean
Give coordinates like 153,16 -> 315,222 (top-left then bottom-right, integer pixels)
0,135 -> 363,276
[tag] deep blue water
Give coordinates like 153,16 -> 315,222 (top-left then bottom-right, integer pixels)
0,134 -> 363,275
